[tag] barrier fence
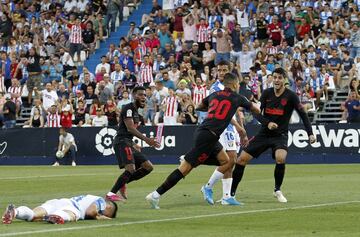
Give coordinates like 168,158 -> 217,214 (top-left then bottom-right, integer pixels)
0,124 -> 359,165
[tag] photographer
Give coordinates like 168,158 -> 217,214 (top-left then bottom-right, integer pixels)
178,104 -> 198,125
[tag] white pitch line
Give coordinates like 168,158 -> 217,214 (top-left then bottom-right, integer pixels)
0,200 -> 359,237
0,171 -> 170,180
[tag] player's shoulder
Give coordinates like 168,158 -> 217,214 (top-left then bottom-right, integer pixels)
285,88 -> 298,98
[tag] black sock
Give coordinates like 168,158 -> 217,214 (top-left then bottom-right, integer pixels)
127,168 -> 151,183
156,169 -> 184,195
274,163 -> 285,191
231,164 -> 246,197
110,170 -> 132,193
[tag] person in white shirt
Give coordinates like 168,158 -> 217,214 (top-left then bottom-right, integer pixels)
95,56 -> 111,74
38,83 -> 58,112
92,108 -> 108,127
2,194 -> 117,224
77,0 -> 89,12
64,0 -> 77,13
110,63 -> 124,86
79,67 -> 95,83
53,127 -> 77,167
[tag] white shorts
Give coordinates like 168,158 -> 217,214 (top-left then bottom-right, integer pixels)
235,131 -> 241,153
219,129 -> 237,151
40,198 -> 81,220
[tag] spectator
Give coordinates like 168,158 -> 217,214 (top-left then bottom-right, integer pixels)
95,56 -> 111,74
2,94 -> 16,128
161,88 -> 179,125
92,108 -> 108,127
343,90 -> 360,123
8,78 -> 22,116
84,85 -> 98,111
144,86 -> 157,125
178,104 -> 198,125
74,100 -> 86,127
82,22 -> 97,55
38,83 -> 58,112
96,80 -> 113,105
117,91 -> 131,111
104,99 -> 118,126
0,51 -> 12,89
24,106 -> 44,128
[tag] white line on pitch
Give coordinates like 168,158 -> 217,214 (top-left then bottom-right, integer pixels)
0,200 -> 359,237
0,171 -> 171,180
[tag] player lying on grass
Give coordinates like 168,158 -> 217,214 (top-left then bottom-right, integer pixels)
231,67 -> 316,203
146,73 -> 260,209
2,194 -> 117,224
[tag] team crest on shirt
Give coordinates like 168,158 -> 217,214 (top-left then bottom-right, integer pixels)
281,98 -> 288,106
126,109 -> 132,117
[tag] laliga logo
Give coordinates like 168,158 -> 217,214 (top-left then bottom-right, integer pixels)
0,142 -> 7,155
95,128 -> 116,156
95,128 -> 176,156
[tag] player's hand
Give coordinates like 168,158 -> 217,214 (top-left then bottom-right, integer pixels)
309,135 -> 316,144
146,137 -> 160,148
268,122 -> 278,130
133,144 -> 141,152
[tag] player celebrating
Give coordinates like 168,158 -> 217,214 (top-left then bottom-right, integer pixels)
2,194 -> 117,224
146,73 -> 260,209
106,86 -> 160,202
201,61 -> 248,206
231,68 -> 316,203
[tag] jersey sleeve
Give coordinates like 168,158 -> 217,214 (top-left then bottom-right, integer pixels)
95,198 -> 106,215
292,92 -> 313,136
237,94 -> 252,110
121,105 -> 133,120
254,89 -> 271,126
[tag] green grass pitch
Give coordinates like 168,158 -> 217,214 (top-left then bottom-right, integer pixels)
0,164 -> 359,237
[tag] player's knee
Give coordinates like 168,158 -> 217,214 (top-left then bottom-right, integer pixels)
142,161 -> 154,172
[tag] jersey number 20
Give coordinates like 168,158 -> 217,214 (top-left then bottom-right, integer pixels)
208,99 -> 231,120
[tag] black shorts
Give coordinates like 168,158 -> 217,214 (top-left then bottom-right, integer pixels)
184,129 -> 223,168
114,139 -> 148,169
244,133 -> 288,159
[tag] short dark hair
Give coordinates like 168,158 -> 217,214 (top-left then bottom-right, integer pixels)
223,73 -> 238,86
133,86 -> 146,94
217,60 -> 230,68
272,68 -> 287,78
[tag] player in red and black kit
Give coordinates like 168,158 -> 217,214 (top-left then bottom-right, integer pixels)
106,86 -> 160,202
146,73 -> 260,209
231,68 -> 317,203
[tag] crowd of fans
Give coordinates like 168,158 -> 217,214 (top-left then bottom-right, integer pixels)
0,0 -> 359,128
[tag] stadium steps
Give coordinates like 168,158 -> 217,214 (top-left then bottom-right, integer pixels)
16,107 -> 32,127
313,89 -> 348,123
84,1 -> 155,73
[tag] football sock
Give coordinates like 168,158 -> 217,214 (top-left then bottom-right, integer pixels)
222,178 -> 233,199
156,169 -> 184,195
15,206 -> 34,221
205,169 -> 224,189
110,170 -> 132,193
274,163 -> 285,191
52,210 -> 71,222
231,164 -> 246,197
127,168 -> 151,183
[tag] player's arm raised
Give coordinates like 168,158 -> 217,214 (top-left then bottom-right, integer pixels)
124,118 -> 159,147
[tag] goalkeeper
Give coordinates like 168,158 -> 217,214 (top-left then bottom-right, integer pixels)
53,127 -> 77,167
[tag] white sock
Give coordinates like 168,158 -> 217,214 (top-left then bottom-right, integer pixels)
152,191 -> 160,199
205,169 -> 224,189
52,210 -> 71,222
107,192 -> 116,196
222,178 -> 233,199
15,206 -> 34,221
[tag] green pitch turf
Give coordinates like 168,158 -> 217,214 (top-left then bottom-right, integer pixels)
0,164 -> 359,237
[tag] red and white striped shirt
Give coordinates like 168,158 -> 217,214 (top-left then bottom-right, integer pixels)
162,96 -> 178,117
47,112 -> 61,128
197,23 -> 210,43
0,76 -> 5,93
266,46 -> 278,55
192,84 -> 208,106
69,25 -> 83,44
8,86 -> 22,104
139,63 -> 153,84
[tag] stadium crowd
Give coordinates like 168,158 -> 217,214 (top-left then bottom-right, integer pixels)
0,0 -> 359,128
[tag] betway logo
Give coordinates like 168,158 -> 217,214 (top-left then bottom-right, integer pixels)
288,125 -> 360,153
133,131 -> 175,150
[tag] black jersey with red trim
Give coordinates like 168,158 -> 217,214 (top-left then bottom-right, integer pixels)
199,88 -> 252,136
256,88 -> 313,136
115,102 -> 141,141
